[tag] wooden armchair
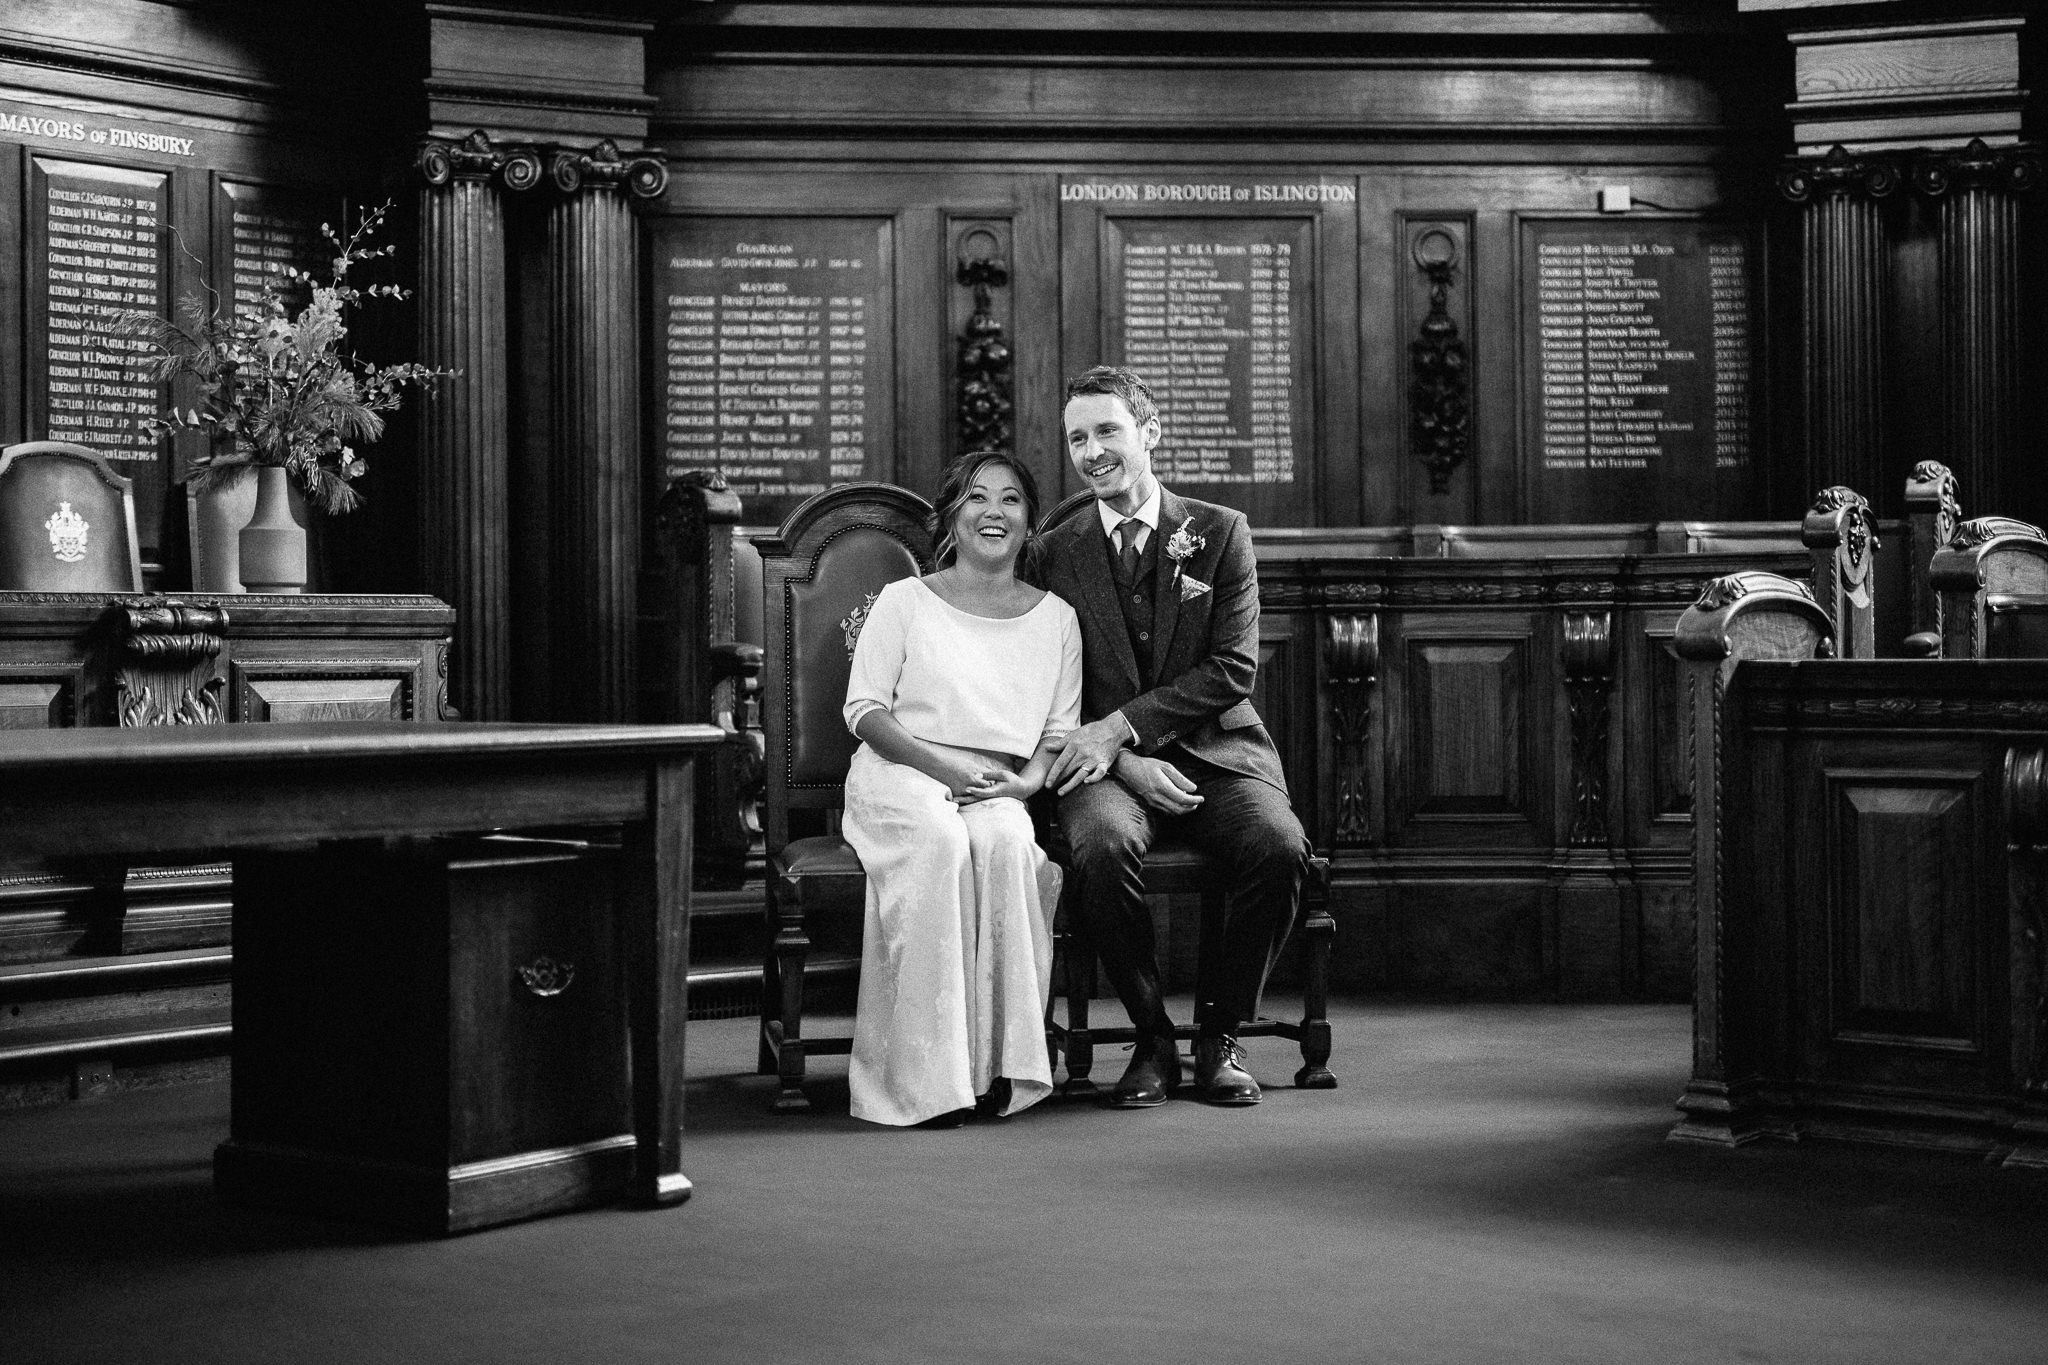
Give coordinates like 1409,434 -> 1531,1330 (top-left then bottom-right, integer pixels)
1036,491 -> 1336,1095
0,441 -> 142,592
753,483 -> 934,1111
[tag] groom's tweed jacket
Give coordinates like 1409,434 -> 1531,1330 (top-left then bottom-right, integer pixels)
1038,485 -> 1288,794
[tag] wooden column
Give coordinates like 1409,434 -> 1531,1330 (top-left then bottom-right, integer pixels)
546,144 -> 668,722
415,132 -> 541,722
1780,148 -> 1899,508
1917,141 -> 2040,517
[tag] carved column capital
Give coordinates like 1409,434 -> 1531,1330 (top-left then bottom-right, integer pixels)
549,139 -> 669,200
416,130 -> 547,193
1912,139 -> 2043,198
1778,145 -> 1906,203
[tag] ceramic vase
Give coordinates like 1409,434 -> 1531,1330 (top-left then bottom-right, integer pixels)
189,469 -> 261,593
238,465 -> 308,593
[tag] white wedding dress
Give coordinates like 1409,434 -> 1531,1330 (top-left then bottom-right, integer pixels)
839,577 -> 1082,1126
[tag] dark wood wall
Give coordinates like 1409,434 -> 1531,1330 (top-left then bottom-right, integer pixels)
7,3 -> 2047,1010
648,4 -> 1789,530
0,0 -> 424,588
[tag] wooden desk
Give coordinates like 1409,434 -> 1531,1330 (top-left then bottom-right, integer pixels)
0,721 -> 723,1230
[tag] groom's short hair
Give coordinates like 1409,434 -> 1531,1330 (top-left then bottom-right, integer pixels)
1065,365 -> 1157,427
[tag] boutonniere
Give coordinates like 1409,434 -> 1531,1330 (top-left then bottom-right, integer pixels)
1178,574 -> 1212,603
1163,517 -> 1206,585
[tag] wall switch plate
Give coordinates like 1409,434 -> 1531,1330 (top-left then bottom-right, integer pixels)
1599,185 -> 1632,213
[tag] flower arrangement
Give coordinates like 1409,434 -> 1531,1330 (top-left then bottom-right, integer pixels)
113,201 -> 445,514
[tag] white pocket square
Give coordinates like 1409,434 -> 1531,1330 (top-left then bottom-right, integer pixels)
1179,575 -> 1211,602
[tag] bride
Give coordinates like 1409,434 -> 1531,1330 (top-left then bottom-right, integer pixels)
840,451 -> 1082,1127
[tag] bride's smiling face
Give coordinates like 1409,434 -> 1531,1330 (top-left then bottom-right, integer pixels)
951,463 -> 1030,572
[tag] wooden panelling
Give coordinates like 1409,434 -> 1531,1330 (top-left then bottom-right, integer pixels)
233,673 -> 411,724
1406,636 -> 1528,816
1642,624 -> 1692,834
1261,534 -> 1809,998
1253,615 -> 1316,837
1678,646 -> 2045,1157
1390,622 -> 1542,843
0,668 -> 75,729
1378,876 -> 1547,995
654,61 -> 1735,141
1826,773 -> 1981,1038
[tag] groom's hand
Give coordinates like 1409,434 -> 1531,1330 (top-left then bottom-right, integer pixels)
1046,716 -> 1131,795
1114,753 -> 1204,815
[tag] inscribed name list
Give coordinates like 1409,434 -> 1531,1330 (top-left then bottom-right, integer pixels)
218,181 -> 325,325
1113,220 -> 1308,491
33,159 -> 167,468
1533,228 -> 1750,479
653,219 -> 892,515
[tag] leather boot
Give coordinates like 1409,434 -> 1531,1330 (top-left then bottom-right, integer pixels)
1109,1031 -> 1183,1108
1194,1035 -> 1261,1106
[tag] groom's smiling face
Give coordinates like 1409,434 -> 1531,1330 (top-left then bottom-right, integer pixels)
1063,391 -> 1159,516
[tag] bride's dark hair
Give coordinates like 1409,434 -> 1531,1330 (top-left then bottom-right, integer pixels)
931,450 -> 1043,573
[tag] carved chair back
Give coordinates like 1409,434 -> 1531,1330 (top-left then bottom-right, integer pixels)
1903,461 -> 1962,655
752,483 -> 934,855
1802,485 -> 1881,659
0,442 -> 142,593
1930,517 -> 2048,659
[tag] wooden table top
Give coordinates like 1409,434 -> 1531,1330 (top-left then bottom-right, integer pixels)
0,721 -> 725,861
0,720 -> 724,769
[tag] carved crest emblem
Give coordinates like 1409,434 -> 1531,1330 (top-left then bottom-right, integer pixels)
841,589 -> 883,661
44,502 -> 88,563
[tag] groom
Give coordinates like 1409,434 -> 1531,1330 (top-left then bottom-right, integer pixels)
1040,365 -> 1311,1108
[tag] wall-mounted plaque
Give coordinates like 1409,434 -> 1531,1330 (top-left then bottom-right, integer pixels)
1104,216 -> 1315,528
1521,219 -> 1755,523
649,216 -> 893,525
28,157 -> 170,547
214,180 -> 327,325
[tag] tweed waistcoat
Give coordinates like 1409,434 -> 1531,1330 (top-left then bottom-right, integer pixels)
1108,527 -> 1160,683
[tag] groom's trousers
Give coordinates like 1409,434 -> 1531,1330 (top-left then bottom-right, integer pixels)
1058,748 -> 1310,1036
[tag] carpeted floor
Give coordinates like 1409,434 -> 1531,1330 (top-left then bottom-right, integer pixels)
4,999 -> 2047,1364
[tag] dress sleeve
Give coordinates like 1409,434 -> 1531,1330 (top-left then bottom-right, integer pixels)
842,581 -> 908,737
1037,604 -> 1083,747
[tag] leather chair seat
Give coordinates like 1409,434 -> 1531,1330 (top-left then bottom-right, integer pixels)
774,835 -> 865,879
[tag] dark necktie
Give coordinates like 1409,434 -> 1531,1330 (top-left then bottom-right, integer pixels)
1116,519 -> 1142,580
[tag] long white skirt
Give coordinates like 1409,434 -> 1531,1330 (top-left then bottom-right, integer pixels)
840,744 -> 1059,1127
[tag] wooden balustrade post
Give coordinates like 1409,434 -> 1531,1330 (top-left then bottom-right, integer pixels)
1801,485 -> 1877,658
1670,572 -> 1833,1146
1903,461 -> 1960,655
